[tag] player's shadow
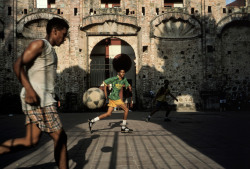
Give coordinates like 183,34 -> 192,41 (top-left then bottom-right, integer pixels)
16,162 -> 56,169
91,120 -> 122,133
68,134 -> 100,169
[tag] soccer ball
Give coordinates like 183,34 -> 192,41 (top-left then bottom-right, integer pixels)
83,87 -> 105,109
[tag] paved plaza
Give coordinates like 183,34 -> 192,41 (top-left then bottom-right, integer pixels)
0,110 -> 250,169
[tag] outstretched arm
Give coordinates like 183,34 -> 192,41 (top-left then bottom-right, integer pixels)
169,92 -> 178,102
13,40 -> 44,105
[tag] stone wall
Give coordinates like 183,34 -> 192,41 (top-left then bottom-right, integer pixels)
0,0 -> 249,112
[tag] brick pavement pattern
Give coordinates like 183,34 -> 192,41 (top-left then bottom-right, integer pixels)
0,110 -> 250,169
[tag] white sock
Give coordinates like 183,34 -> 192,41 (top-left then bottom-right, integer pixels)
92,117 -> 100,122
122,120 -> 127,126
148,115 -> 151,118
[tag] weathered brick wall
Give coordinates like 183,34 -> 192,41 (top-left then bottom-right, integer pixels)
0,0 -> 249,112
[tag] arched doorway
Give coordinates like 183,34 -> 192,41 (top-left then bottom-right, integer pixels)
89,37 -> 136,102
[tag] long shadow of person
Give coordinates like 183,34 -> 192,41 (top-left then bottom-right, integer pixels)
16,162 -> 57,169
68,134 -> 100,169
91,120 -> 122,133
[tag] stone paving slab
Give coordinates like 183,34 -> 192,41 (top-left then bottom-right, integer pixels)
0,110 -> 250,169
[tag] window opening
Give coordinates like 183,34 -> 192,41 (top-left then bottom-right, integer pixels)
164,0 -> 183,7
90,8 -> 93,15
74,8 -> 78,16
8,7 -> 11,15
223,8 -> 226,13
191,8 -> 194,14
126,9 -> 129,15
208,6 -> 212,13
48,0 -> 55,8
101,0 -> 120,8
142,7 -> 145,16
207,45 -> 214,53
156,8 -> 159,15
143,46 -> 148,53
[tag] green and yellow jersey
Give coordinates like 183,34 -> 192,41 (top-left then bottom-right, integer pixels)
104,76 -> 130,100
156,87 -> 170,102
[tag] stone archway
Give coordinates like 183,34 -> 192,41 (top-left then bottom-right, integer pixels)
216,13 -> 250,35
89,37 -> 136,104
16,13 -> 69,57
151,12 -> 201,39
150,12 -> 202,111
17,13 -> 63,34
218,20 -> 250,110
89,38 -> 136,86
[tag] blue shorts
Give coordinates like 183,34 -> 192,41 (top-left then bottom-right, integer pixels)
155,101 -> 169,109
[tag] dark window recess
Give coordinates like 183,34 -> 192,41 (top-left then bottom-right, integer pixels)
142,7 -> 145,16
207,45 -> 214,53
143,46 -> 148,52
57,9 -> 60,14
228,9 -> 232,13
126,9 -> 129,15
228,51 -> 231,54
156,8 -> 159,15
24,9 -> 27,14
208,6 -> 212,13
89,8 -> 93,14
8,44 -> 12,52
48,0 -> 55,8
0,32 -> 4,39
191,8 -> 194,14
48,0 -> 55,5
223,8 -> 226,13
74,8 -> 78,16
8,7 -> 11,15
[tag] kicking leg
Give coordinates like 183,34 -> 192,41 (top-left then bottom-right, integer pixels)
0,123 -> 41,154
88,107 -> 114,132
145,108 -> 160,122
99,106 -> 114,119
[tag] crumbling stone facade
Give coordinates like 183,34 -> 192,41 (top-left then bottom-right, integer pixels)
0,0 -> 249,112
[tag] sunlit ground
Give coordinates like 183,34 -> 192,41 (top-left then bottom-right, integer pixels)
1,110 -> 250,169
